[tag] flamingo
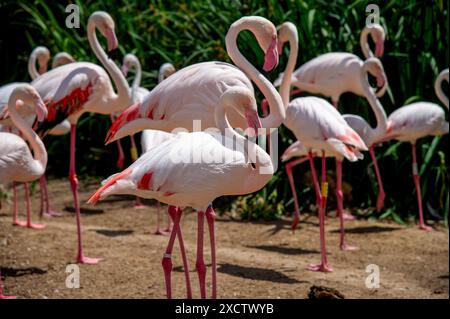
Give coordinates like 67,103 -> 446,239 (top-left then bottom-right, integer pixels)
121,55 -> 173,233
89,87 -> 273,299
123,57 -> 176,232
105,16 -> 285,144
30,11 -> 132,264
381,68 -> 449,231
0,47 -> 75,223
275,23 -> 388,222
0,85 -> 48,230
277,22 -> 367,267
29,47 -> 76,218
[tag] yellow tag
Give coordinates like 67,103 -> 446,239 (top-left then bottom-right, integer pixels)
321,182 -> 329,198
130,147 -> 138,162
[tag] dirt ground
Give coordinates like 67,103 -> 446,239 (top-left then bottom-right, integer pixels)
0,179 -> 448,299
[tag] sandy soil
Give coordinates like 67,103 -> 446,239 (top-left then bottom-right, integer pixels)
0,179 -> 448,299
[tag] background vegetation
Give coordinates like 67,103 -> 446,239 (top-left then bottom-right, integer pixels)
0,0 -> 448,224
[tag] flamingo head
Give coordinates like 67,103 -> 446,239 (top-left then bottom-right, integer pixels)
13,85 -> 47,122
158,63 -> 176,82
52,52 -> 76,69
276,22 -> 298,56
369,23 -> 385,58
364,57 -> 388,97
90,11 -> 118,53
243,16 -> 279,72
122,53 -> 141,76
34,46 -> 50,75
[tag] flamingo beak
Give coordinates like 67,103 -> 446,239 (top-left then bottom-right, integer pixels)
245,109 -> 262,137
38,65 -> 47,75
375,40 -> 384,57
35,99 -> 47,123
105,27 -> 119,54
263,38 -> 279,72
121,64 -> 129,76
376,71 -> 386,93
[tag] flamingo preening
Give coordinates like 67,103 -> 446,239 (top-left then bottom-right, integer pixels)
31,11 -> 132,264
380,68 -> 449,231
89,87 -> 274,299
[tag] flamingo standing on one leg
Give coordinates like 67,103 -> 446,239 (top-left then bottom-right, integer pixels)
381,68 -> 449,231
275,22 -> 387,228
89,87 -> 274,299
31,11 -> 132,264
277,22 -> 367,262
0,85 -> 48,231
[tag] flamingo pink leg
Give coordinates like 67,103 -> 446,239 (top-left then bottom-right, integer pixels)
196,210 -> 207,299
205,205 -> 217,299
110,114 -> 125,170
0,271 -> 16,299
308,152 -> 333,272
154,201 -> 168,235
335,160 -> 355,221
69,124 -> 101,264
411,143 -> 433,231
39,175 -> 63,218
11,182 -> 25,226
285,157 -> 309,232
174,207 -> 192,298
161,205 -> 182,299
336,160 -> 357,251
23,183 -> 45,229
369,146 -> 386,212
307,152 -> 321,210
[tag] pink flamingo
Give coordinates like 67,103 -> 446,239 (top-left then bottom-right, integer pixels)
31,11 -> 132,264
89,87 -> 273,299
277,22 -> 367,263
0,84 -> 47,229
276,22 -> 388,223
0,48 -> 75,222
105,16 -> 285,144
122,55 -> 175,233
381,68 -> 449,231
29,47 -> 76,218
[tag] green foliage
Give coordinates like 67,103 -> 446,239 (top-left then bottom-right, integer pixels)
0,0 -> 448,224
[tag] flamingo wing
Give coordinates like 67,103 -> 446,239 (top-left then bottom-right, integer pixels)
31,62 -> 107,136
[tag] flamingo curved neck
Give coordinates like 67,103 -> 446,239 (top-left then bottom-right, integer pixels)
8,91 -> 47,173
87,21 -> 130,105
279,31 -> 299,108
360,64 -> 388,145
225,21 -> 285,130
28,52 -> 42,80
360,27 -> 373,59
434,71 -> 449,109
130,59 -> 142,103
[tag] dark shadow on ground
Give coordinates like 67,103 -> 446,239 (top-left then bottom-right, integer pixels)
217,263 -> 306,284
0,267 -> 47,278
246,245 -> 319,255
65,206 -> 104,215
92,229 -> 134,237
331,225 -> 402,234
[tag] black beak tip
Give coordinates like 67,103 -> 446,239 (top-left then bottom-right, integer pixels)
107,48 -> 119,60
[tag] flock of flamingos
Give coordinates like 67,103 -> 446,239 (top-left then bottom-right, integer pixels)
0,11 -> 448,299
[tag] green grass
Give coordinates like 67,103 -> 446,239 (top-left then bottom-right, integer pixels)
0,0 -> 448,224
